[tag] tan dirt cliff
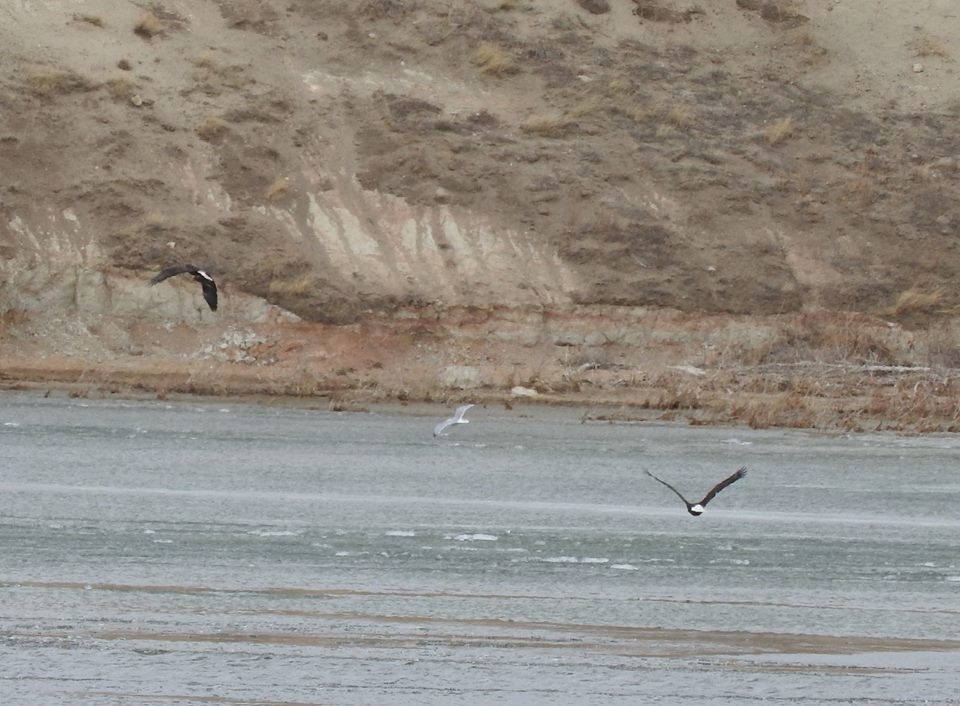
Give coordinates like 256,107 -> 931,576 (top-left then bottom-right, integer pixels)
2,0 -> 960,431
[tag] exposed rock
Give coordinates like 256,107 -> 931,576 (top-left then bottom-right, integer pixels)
510,386 -> 539,397
439,365 -> 483,389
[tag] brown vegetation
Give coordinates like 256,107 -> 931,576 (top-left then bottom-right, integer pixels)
264,177 -> 291,202
763,116 -> 794,146
133,11 -> 164,38
72,14 -> 104,28
911,35 -> 949,58
472,43 -> 514,76
26,71 -> 97,96
195,116 -> 230,142
103,78 -> 136,102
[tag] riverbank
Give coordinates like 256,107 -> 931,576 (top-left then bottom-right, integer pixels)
3,323 -> 958,434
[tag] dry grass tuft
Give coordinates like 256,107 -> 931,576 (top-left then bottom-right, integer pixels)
103,77 -> 136,102
72,13 -> 105,27
841,176 -> 875,209
646,375 -> 705,411
735,393 -> 816,429
269,275 -> 314,296
920,323 -> 960,368
764,116 -> 794,146
662,104 -> 692,129
144,211 -> 167,227
0,309 -> 29,337
195,115 -> 229,142
616,102 -> 692,131
889,285 -> 945,317
911,35 -> 949,58
634,1 -> 703,23
143,211 -> 174,236
264,177 -> 291,202
191,53 -> 217,69
27,71 -> 97,96
758,311 -> 901,366
576,0 -> 611,14
134,11 -> 164,38
866,381 -> 960,432
472,42 -> 515,76
521,114 -> 577,137
187,60 -> 251,97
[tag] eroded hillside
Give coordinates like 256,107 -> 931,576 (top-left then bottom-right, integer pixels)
2,0 -> 960,430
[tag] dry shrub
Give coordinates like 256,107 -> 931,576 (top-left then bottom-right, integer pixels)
615,102 -> 691,131
0,309 -> 29,339
789,30 -> 829,62
134,11 -> 164,38
868,381 -> 960,431
264,177 -> 291,202
761,312 -> 899,365
647,375 -> 703,411
103,77 -> 135,102
889,285 -> 944,317
842,176 -> 875,209
662,104 -> 691,129
269,276 -> 314,296
27,71 -> 97,96
187,61 -> 251,97
737,0 -> 806,25
911,35 -> 949,58
577,0 -> 611,13
736,393 -> 816,429
473,42 -> 514,76
634,1 -> 704,23
521,114 -> 577,137
764,116 -> 794,146
72,13 -> 104,27
606,77 -> 631,95
813,325 -> 896,365
191,53 -> 216,69
920,323 -> 960,368
195,115 -> 229,142
357,0 -> 414,19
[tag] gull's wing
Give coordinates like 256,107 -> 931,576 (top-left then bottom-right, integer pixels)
698,467 -> 747,507
150,264 -> 198,285
452,404 -> 475,422
434,404 -> 475,436
433,418 -> 454,437
198,276 -> 218,311
645,470 -> 691,505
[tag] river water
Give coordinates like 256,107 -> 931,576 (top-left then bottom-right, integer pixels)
1,392 -> 958,704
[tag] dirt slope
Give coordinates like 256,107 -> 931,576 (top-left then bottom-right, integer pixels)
1,0 -> 960,430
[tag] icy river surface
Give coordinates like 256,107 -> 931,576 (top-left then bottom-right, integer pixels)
1,393 -> 958,704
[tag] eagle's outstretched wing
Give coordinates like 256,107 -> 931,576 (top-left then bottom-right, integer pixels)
698,467 -> 747,507
150,264 -> 199,285
644,470 -> 691,506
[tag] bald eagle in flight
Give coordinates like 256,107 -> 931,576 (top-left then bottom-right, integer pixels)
645,467 -> 747,516
150,265 -> 218,311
